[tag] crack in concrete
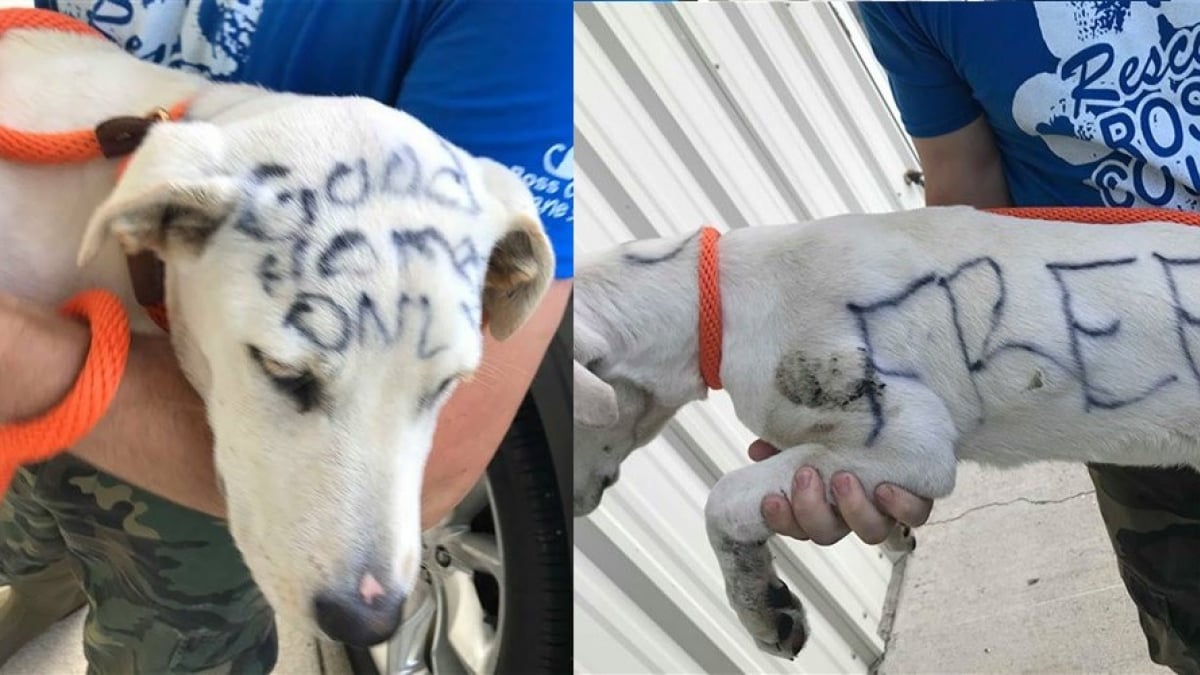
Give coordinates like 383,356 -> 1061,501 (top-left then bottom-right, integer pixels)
924,489 -> 1096,527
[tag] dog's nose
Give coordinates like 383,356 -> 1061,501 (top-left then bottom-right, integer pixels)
313,573 -> 405,646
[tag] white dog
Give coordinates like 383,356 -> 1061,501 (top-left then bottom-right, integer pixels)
574,205 -> 1200,658
0,25 -> 553,645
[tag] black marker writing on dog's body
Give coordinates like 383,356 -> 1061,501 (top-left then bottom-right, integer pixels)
848,253 -> 1199,445
238,154 -> 486,357
1156,254 -> 1200,396
1046,258 -> 1177,410
621,231 -> 700,265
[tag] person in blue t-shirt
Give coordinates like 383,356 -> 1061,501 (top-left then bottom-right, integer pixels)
0,1 -> 571,671
754,3 -> 1200,669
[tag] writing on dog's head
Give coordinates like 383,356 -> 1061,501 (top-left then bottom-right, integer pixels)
76,98 -> 553,642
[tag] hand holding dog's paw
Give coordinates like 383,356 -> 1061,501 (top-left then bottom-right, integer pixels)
750,440 -> 933,546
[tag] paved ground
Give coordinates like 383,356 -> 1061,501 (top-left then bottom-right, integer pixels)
880,461 -> 1167,674
0,610 -> 351,674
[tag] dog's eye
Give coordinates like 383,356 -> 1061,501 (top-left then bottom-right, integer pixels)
255,351 -> 303,379
419,374 -> 463,411
248,346 -> 321,413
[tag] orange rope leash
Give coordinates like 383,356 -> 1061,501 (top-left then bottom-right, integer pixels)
0,290 -> 130,492
0,8 -> 190,485
0,9 -> 108,164
698,226 -> 724,390
0,7 -> 188,329
0,9 -> 188,170
985,206 -> 1200,228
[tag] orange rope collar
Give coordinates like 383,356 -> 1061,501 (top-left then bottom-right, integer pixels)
698,226 -> 724,390
0,290 -> 130,490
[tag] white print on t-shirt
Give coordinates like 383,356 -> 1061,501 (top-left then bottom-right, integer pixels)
1013,2 -> 1200,209
510,143 -> 573,224
57,0 -> 264,78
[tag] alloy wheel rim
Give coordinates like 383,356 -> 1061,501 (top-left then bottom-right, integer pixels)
380,479 -> 505,675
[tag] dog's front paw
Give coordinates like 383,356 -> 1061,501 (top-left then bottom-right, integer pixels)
736,578 -> 808,659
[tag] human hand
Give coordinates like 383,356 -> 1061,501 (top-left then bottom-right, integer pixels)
750,440 -> 933,546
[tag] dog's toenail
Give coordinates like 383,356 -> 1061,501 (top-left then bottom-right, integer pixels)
776,613 -> 794,644
766,580 -> 792,608
791,625 -> 807,656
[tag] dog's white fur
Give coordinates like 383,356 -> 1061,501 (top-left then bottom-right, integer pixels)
574,206 -> 1200,657
0,28 -> 553,639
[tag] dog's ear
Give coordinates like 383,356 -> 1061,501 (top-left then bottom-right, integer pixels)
575,360 -> 619,428
77,122 -> 240,267
478,158 -> 555,340
574,320 -> 619,427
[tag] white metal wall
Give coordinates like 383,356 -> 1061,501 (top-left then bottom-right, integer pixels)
573,3 -> 927,673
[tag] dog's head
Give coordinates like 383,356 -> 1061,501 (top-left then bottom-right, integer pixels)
573,290 -> 685,517
76,97 -> 553,643
573,361 -> 680,517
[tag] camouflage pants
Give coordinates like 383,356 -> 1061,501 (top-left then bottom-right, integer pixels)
1091,463 -> 1200,674
0,454 -> 277,674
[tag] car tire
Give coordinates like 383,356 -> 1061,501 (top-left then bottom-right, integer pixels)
486,394 -> 572,674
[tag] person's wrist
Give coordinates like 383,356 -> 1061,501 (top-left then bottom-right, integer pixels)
0,293 -> 90,423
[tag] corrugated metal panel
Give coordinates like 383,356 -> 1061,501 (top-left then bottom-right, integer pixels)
573,3 -> 926,673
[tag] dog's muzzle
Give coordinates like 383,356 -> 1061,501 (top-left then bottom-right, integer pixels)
313,571 -> 406,646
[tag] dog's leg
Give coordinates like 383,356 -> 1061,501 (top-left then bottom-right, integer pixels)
704,436 -> 956,658
704,445 -> 825,659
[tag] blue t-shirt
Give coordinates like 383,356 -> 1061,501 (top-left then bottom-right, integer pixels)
38,0 -> 573,279
860,1 -> 1200,212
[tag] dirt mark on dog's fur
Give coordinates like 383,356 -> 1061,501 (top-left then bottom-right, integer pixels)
774,348 -> 884,410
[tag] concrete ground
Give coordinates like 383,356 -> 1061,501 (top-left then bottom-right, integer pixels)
0,610 -> 352,674
880,461 -> 1167,674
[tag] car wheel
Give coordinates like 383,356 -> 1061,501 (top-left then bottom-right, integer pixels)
349,395 -> 571,674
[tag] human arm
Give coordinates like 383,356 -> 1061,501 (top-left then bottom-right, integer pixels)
0,292 -> 224,516
914,114 -> 1012,208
